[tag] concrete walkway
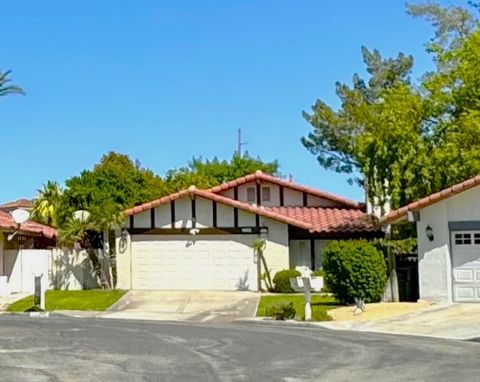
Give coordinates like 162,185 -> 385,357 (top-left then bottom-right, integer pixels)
318,303 -> 480,340
104,290 -> 260,323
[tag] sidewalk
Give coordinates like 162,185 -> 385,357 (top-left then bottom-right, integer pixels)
316,303 -> 480,340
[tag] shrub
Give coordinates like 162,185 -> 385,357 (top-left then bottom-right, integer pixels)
323,240 -> 387,304
266,302 -> 296,320
311,269 -> 324,277
273,269 -> 301,293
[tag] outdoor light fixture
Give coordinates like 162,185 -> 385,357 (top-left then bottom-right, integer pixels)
7,209 -> 30,241
425,225 -> 434,242
73,209 -> 91,223
258,226 -> 269,240
121,227 -> 128,240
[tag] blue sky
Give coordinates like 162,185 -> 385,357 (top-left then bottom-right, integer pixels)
0,1 -> 466,202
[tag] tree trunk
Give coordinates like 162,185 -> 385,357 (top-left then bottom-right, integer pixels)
84,238 -> 110,289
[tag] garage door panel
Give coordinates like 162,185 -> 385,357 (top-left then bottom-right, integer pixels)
452,231 -> 480,302
131,235 -> 256,290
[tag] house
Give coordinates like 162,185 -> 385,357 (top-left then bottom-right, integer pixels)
382,174 -> 480,303
0,209 -> 57,295
117,171 -> 381,291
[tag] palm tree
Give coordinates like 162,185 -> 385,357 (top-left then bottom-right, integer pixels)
0,70 -> 25,97
31,181 -> 63,227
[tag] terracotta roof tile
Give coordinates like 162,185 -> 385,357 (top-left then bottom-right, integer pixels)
265,206 -> 378,233
126,189 -> 378,234
0,198 -> 34,210
208,171 -> 363,209
382,174 -> 480,224
0,211 -> 57,239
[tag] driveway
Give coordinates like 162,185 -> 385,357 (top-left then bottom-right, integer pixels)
104,290 -> 259,323
1,316 -> 479,381
320,303 -> 480,340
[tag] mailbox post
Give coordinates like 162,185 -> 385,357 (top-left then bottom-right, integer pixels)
289,266 -> 323,321
34,274 -> 45,310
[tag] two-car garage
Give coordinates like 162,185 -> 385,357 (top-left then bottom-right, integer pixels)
130,235 -> 258,291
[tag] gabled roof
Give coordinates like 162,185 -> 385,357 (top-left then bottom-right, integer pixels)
0,198 -> 34,211
0,211 -> 57,239
208,171 -> 363,210
125,187 -> 378,234
381,174 -> 480,224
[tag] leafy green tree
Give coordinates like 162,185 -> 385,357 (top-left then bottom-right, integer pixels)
163,153 -> 279,194
302,2 -> 480,211
0,70 -> 25,97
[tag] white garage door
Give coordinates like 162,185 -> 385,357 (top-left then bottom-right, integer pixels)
452,231 -> 480,302
131,235 -> 257,290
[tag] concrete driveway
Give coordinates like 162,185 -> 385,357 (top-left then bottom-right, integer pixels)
104,290 -> 259,323
320,303 -> 480,340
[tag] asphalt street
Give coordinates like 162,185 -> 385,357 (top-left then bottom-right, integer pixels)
0,316 -> 479,381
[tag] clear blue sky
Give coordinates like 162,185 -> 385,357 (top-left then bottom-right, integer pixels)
0,0 -> 465,202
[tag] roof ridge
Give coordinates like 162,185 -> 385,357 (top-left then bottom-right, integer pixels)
382,174 -> 480,224
206,171 -> 363,209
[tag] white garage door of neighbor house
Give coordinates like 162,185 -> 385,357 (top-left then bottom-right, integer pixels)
451,231 -> 480,302
131,235 -> 257,291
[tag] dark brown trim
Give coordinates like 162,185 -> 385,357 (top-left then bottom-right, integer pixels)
234,208 -> 239,227
279,186 -> 284,207
191,197 -> 196,228
233,186 -> 238,200
256,180 -> 261,206
128,227 -> 265,235
129,215 -> 134,229
170,201 -> 175,228
212,200 -> 217,228
255,213 -> 260,228
303,192 -> 308,207
310,239 -> 315,271
150,208 -> 155,229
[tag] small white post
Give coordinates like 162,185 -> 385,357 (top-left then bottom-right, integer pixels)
303,277 -> 312,321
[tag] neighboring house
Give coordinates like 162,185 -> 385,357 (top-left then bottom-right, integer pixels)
0,198 -> 34,213
382,174 -> 480,303
118,171 -> 381,291
0,209 -> 57,295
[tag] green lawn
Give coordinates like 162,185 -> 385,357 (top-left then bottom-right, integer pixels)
256,294 -> 339,321
6,290 -> 126,312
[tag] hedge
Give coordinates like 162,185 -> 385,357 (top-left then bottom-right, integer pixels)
323,240 -> 387,304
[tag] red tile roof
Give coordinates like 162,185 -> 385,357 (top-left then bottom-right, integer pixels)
265,206 -> 378,233
0,198 -> 34,210
208,171 -> 363,209
381,174 -> 480,224
125,187 -> 378,234
0,211 -> 57,239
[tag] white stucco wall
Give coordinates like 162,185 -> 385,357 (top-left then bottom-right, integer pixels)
416,185 -> 480,302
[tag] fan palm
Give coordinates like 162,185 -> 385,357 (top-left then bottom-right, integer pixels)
0,70 -> 25,97
31,181 -> 63,227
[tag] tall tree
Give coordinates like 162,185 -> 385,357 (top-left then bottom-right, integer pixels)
0,70 -> 25,97
163,153 -> 279,194
302,2 -> 480,211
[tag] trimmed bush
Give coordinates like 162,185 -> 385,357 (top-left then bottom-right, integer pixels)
272,269 -> 301,293
265,302 -> 296,320
311,269 -> 324,277
323,240 -> 387,304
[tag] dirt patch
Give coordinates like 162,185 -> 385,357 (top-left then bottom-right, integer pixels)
328,301 -> 437,322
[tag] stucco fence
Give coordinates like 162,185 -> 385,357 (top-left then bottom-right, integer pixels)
2,248 -> 110,295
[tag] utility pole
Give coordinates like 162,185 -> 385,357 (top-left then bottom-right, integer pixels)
237,128 -> 247,157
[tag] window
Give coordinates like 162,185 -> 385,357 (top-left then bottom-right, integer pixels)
262,187 -> 271,202
247,187 -> 256,203
455,233 -> 472,245
474,233 -> 480,244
